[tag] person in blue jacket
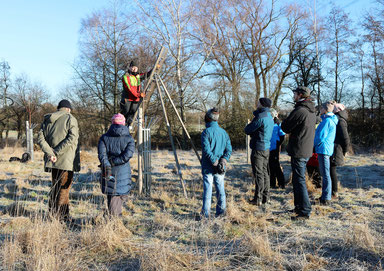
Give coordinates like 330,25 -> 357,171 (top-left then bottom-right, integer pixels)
201,108 -> 232,218
314,101 -> 338,205
245,98 -> 274,206
98,113 -> 135,216
269,108 -> 286,189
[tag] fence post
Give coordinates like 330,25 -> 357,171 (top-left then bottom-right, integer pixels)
138,106 -> 143,195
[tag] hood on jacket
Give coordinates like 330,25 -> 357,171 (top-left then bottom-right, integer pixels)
43,109 -> 69,124
337,109 -> 348,121
321,113 -> 339,125
106,124 -> 130,137
253,107 -> 270,117
295,99 -> 316,114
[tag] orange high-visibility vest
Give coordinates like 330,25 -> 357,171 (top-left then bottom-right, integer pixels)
123,74 -> 141,102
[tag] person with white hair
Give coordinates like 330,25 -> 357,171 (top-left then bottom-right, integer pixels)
330,103 -> 350,199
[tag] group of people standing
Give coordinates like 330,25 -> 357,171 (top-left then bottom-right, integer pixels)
240,86 -> 350,220
36,60 -> 349,222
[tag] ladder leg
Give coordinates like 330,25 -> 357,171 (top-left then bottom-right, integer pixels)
157,75 -> 201,164
155,77 -> 188,198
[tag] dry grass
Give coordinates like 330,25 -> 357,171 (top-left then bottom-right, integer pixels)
0,148 -> 384,270
242,231 -> 276,262
345,223 -> 376,252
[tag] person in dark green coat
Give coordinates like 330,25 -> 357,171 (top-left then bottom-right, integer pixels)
37,99 -> 80,221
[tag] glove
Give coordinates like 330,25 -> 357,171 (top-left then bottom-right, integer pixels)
103,166 -> 112,178
217,158 -> 227,175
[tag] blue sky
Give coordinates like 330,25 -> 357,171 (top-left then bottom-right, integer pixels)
0,0 -> 377,100
0,0 -> 108,98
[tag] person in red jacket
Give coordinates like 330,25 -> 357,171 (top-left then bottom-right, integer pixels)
120,60 -> 152,126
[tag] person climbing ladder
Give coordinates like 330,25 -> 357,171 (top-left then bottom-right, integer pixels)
120,60 -> 152,126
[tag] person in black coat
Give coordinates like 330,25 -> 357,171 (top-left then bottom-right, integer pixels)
98,113 -> 135,216
281,86 -> 316,220
330,103 -> 350,199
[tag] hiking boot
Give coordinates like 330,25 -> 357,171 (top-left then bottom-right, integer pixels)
316,197 -> 331,206
286,208 -> 298,214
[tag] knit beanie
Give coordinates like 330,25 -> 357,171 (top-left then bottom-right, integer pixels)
333,103 -> 346,113
205,107 -> 219,122
57,99 -> 72,110
129,60 -> 137,67
259,98 -> 272,108
111,113 -> 126,125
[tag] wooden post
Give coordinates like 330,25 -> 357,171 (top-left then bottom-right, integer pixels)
155,77 -> 188,198
138,106 -> 143,195
25,121 -> 34,161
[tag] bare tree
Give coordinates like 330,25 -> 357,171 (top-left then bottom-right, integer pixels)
326,5 -> 355,102
73,2 -> 132,131
136,0 -> 215,148
0,60 -> 13,144
227,0 -> 309,106
10,74 -> 48,139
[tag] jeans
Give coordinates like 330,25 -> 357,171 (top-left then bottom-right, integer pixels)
318,154 -> 332,201
201,173 -> 226,217
251,150 -> 270,204
291,157 -> 311,216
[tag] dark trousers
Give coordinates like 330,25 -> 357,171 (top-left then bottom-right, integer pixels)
330,165 -> 338,195
291,157 -> 311,216
269,149 -> 285,188
49,169 -> 74,220
120,99 -> 140,126
251,150 -> 270,204
107,195 -> 128,216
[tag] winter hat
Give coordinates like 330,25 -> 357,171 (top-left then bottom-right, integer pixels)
333,103 -> 346,113
259,97 -> 272,108
111,113 -> 126,125
205,107 -> 220,122
270,108 -> 278,118
129,60 -> 137,67
293,86 -> 311,98
321,101 -> 335,113
57,99 -> 72,110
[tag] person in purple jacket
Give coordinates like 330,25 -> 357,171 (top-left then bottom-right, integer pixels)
314,101 -> 338,205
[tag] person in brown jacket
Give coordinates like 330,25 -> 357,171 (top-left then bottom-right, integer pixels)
37,99 -> 80,221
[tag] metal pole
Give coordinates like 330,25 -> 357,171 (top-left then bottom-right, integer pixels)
26,121 -> 30,155
138,105 -> 143,195
155,77 -> 188,198
29,127 -> 34,161
157,75 -> 201,164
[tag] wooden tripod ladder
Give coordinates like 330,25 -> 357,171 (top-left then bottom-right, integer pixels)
137,46 -> 201,198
